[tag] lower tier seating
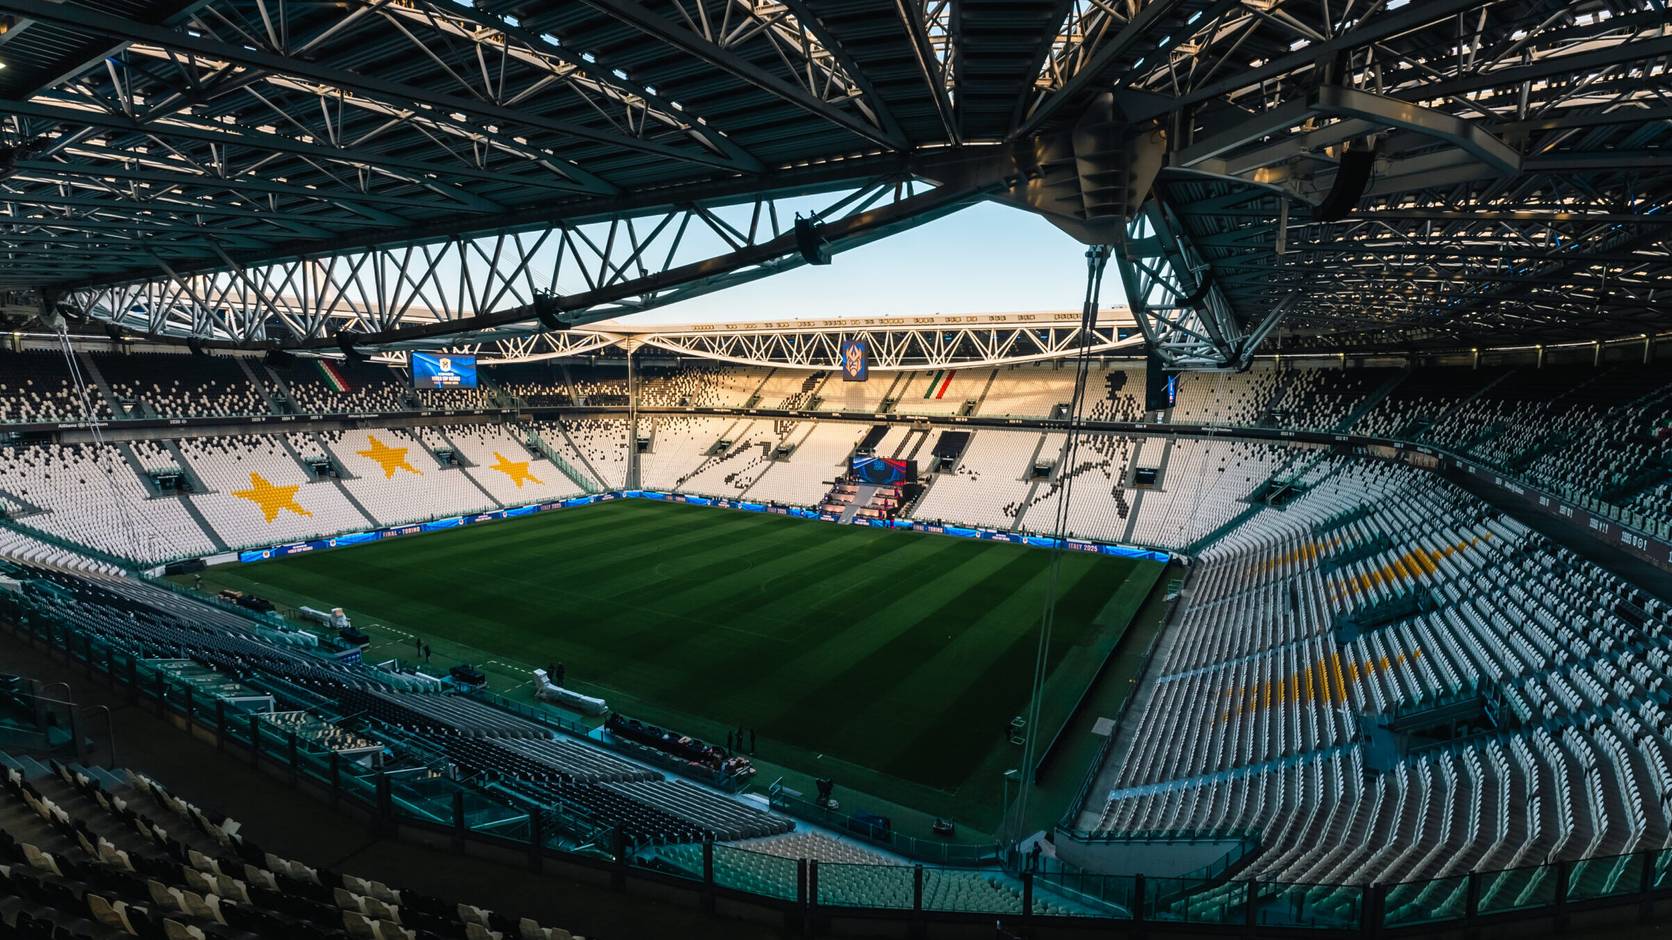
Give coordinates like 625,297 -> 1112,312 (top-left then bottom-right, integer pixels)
1087,456 -> 1672,896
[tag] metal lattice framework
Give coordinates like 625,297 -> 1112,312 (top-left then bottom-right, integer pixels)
467,310 -> 1141,369
0,0 -> 1667,366
63,178 -> 968,346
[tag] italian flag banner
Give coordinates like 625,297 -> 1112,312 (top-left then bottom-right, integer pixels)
315,359 -> 351,393
923,369 -> 956,400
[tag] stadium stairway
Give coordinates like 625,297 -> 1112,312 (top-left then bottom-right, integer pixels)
556,363 -> 580,405
1182,502 -> 1264,557
70,349 -> 123,417
552,422 -> 610,492
260,364 -> 300,414
838,484 -> 880,523
1256,368 -> 1305,426
113,444 -> 167,498
0,485 -> 47,520
1119,435 -> 1174,545
231,357 -> 280,416
312,434 -> 365,482
1007,433 -> 1055,532
874,372 -> 910,413
524,430 -> 598,495
326,478 -> 381,529
458,462 -> 507,509
901,427 -> 933,463
155,440 -> 213,498
1336,365 -> 1411,431
971,367 -> 1001,415
174,495 -> 231,555
276,434 -> 320,480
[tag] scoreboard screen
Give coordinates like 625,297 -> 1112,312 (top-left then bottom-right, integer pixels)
412,352 -> 478,389
851,455 -> 916,485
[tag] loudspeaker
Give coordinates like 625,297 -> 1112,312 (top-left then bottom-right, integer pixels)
103,323 -> 124,342
533,293 -> 569,331
1313,146 -> 1376,222
794,216 -> 831,265
187,337 -> 206,356
265,349 -> 294,368
337,333 -> 365,362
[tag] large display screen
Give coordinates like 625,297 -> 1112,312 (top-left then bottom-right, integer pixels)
413,352 -> 478,389
851,455 -> 916,485
1144,350 -> 1178,411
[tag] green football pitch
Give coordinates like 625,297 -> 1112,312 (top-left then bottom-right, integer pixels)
195,499 -> 1163,825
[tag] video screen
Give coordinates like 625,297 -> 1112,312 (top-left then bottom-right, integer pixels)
1144,350 -> 1178,411
851,455 -> 916,485
412,352 -> 478,389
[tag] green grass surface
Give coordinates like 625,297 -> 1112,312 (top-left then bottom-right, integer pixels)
193,499 -> 1162,828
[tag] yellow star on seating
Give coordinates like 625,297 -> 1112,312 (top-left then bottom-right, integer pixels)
357,435 -> 420,479
487,451 -> 543,488
231,473 -> 311,523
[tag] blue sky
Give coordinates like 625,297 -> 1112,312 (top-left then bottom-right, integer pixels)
623,200 -> 1127,324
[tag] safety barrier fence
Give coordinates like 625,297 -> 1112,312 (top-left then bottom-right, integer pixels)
3,591 -> 1671,934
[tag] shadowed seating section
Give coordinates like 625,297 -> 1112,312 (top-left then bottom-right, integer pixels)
0,754 -> 588,940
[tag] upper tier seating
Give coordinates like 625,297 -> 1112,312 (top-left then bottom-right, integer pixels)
975,365 -> 1075,418
416,387 -> 493,410
753,371 -> 816,411
1335,365 -> 1672,533
1273,366 -> 1401,430
635,366 -> 736,408
97,352 -> 268,420
279,360 -> 409,415
0,351 -> 109,424
1168,371 -> 1283,426
566,366 -> 629,407
815,370 -> 893,413
893,369 -> 990,416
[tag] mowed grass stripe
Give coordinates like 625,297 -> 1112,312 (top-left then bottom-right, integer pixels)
867,555 -> 1109,777
667,534 -> 996,714
738,542 -> 1041,772
638,532 -> 936,659
220,499 -> 1159,796
802,549 -> 1088,781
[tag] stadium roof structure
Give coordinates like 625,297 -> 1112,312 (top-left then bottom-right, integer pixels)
464,308 -> 1144,368
1,0 -> 1669,368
